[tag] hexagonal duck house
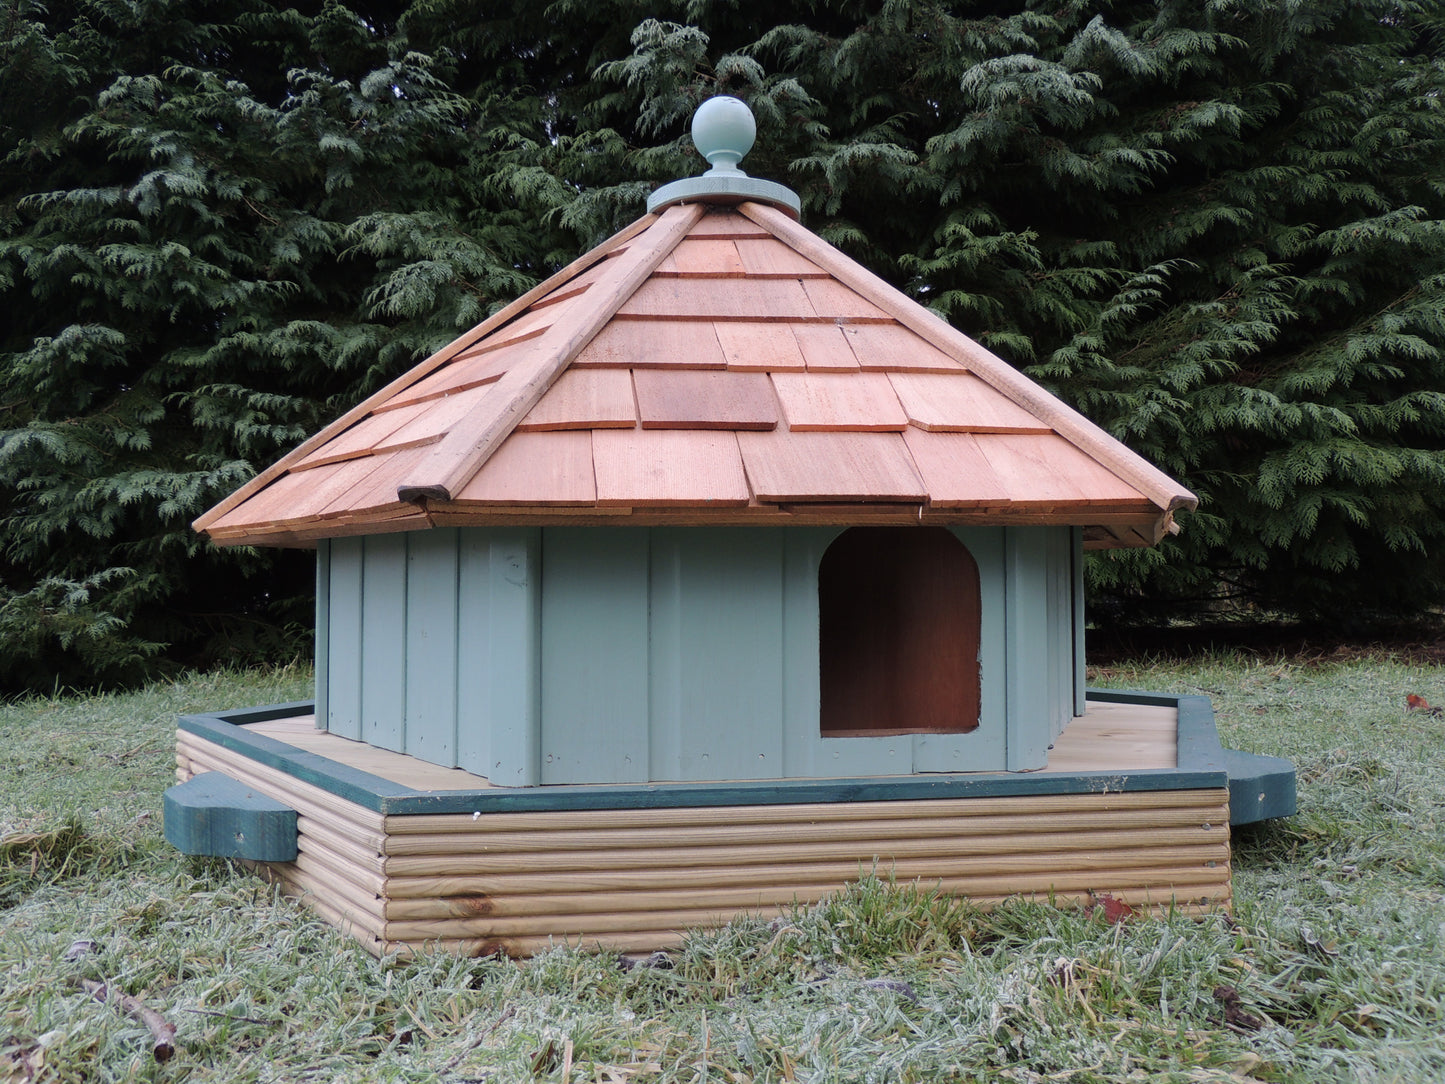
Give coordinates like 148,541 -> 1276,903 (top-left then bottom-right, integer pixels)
166,100 -> 1295,957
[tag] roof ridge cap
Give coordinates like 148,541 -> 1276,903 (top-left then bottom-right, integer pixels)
394,202 -> 708,504
736,202 -> 1197,516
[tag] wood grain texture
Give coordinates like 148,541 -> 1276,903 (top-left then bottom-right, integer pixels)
734,238 -> 827,277
450,431 -> 597,505
593,429 -> 751,506
384,342 -> 522,408
901,430 -> 1010,509
634,369 -> 779,430
713,322 -> 807,371
792,324 -> 861,372
845,322 -> 967,373
247,718 -> 491,789
618,277 -> 816,321
976,433 -> 1151,508
687,210 -> 772,239
771,372 -> 908,431
801,278 -> 892,322
738,429 -> 925,502
373,382 -> 498,452
180,721 -> 1229,957
294,403 -> 433,470
889,372 -> 1052,432
382,787 -> 1227,836
573,319 -> 727,369
819,527 -> 981,736
515,369 -> 636,431
659,238 -> 746,277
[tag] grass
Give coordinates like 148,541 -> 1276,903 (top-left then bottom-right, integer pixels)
1,654 -> 1442,1082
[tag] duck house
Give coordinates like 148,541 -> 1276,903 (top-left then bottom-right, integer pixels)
166,98 -> 1295,957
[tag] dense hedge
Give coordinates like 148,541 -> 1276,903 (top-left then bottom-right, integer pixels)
3,0 -> 1443,690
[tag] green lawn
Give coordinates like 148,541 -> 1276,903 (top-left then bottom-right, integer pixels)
2,655 -> 1443,1082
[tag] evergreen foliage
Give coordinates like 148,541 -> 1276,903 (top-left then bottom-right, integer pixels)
3,0 -> 1443,689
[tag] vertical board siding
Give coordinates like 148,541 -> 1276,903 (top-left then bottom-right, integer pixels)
540,529 -> 651,784
454,531 -> 495,775
404,530 -> 460,765
325,538 -> 364,739
648,529 -> 786,781
360,534 -> 408,749
1071,527 -> 1087,718
1004,528 -> 1051,771
318,524 -> 1079,785
914,527 -> 1007,772
1047,528 -> 1073,742
472,529 -> 542,785
314,541 -> 331,733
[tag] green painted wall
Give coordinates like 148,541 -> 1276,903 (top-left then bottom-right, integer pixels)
318,525 -> 1084,784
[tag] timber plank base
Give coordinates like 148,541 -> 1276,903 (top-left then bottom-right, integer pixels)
171,692 -> 1284,958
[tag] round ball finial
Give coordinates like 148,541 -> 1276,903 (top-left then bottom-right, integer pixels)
692,96 -> 755,176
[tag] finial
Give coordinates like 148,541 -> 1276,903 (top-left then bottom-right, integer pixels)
646,96 -> 801,219
692,96 -> 756,176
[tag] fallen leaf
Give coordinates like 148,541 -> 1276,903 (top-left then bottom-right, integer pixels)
1405,694 -> 1443,716
1085,892 -> 1137,924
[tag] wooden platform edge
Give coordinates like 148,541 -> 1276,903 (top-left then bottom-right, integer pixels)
178,697 -> 1232,818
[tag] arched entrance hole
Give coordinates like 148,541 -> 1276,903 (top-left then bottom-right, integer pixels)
819,527 -> 981,737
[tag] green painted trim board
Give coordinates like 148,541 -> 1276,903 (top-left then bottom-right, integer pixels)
174,688 -> 1295,821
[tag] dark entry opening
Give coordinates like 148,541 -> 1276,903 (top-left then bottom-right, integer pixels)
819,527 -> 981,737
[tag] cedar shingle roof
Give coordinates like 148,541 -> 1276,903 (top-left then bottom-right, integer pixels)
195,200 -> 1196,548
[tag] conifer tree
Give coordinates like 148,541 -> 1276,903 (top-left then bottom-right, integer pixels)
0,0 -> 577,688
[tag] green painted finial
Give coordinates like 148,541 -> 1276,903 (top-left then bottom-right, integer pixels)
692,96 -> 756,176
646,94 -> 800,217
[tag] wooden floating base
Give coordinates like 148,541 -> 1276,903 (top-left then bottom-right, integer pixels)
173,695 -> 1235,958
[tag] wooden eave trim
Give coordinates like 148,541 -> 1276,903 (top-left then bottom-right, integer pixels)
736,202 -> 1199,518
192,213 -> 659,535
205,504 -> 1169,547
393,203 -> 709,504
